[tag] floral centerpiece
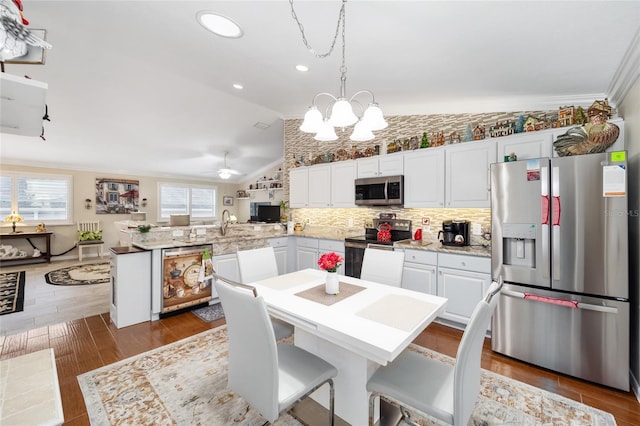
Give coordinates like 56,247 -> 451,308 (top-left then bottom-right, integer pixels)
318,252 -> 344,272
318,252 -> 343,294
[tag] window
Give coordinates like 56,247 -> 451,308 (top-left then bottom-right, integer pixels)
0,172 -> 73,224
158,183 -> 216,221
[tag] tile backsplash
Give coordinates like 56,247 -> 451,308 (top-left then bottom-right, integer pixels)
289,206 -> 491,246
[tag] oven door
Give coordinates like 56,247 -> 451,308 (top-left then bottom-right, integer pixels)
344,241 -> 366,278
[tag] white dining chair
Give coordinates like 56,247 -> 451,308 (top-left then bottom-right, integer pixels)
367,277 -> 503,426
237,246 -> 279,283
76,220 -> 104,261
236,246 -> 294,340
214,277 -> 337,425
360,247 -> 405,287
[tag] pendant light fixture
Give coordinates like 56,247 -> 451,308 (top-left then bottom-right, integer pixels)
291,0 -> 387,141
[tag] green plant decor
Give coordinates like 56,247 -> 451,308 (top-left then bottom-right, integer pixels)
137,224 -> 151,233
78,230 -> 102,241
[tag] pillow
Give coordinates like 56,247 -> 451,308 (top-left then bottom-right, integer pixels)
78,230 -> 102,241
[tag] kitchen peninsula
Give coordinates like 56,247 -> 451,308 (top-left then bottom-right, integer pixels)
113,222 -> 289,323
110,221 -> 492,328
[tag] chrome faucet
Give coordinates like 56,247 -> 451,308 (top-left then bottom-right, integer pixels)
221,209 -> 230,236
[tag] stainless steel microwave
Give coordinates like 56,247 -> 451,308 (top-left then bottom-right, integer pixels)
355,175 -> 404,206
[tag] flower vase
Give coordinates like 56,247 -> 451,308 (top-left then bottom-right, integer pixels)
325,271 -> 339,295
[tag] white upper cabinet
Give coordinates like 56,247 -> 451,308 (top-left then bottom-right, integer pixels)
497,132 -> 553,162
308,164 -> 331,208
291,161 -> 357,208
289,167 -> 309,208
403,148 -> 445,208
356,153 -> 404,178
445,139 -> 497,208
330,160 -> 356,208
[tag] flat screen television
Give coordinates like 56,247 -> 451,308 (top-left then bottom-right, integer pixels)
257,205 -> 280,223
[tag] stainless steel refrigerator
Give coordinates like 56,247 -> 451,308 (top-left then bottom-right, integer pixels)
490,151 -> 629,391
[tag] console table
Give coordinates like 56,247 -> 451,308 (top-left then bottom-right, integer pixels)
0,231 -> 53,265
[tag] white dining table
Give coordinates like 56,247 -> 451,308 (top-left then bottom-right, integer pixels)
254,268 -> 447,426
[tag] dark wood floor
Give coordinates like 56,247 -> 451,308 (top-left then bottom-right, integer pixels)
1,312 -> 638,425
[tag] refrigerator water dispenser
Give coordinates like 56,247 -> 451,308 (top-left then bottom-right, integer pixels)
501,223 -> 537,267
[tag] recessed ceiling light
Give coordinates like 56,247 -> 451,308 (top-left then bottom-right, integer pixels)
296,64 -> 309,72
196,11 -> 243,38
233,84 -> 243,90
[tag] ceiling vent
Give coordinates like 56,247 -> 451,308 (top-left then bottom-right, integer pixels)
253,122 -> 270,130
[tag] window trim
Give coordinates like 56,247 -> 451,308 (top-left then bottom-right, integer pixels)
1,171 -> 74,226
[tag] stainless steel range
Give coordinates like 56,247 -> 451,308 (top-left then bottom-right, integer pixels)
344,218 -> 411,278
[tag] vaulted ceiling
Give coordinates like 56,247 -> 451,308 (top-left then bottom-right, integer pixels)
1,1 -> 639,182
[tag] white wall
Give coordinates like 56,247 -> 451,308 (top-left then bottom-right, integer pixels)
618,76 -> 640,397
0,164 -> 241,260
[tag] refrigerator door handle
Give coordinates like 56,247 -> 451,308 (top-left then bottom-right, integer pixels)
541,165 -> 550,279
551,166 -> 560,281
541,195 -> 550,225
552,196 -> 561,226
501,289 -> 619,314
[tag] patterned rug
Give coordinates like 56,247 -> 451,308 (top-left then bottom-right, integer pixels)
77,326 -> 617,426
191,303 -> 225,322
45,262 -> 110,286
0,271 -> 25,315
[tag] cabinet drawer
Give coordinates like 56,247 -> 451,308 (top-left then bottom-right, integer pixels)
268,237 -> 289,248
318,239 -> 344,252
437,253 -> 490,273
296,237 -> 319,249
403,249 -> 437,265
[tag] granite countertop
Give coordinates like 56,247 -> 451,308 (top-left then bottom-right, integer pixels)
290,226 -> 363,241
110,246 -> 148,255
394,239 -> 491,258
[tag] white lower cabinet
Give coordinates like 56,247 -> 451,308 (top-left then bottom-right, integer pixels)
401,249 -> 437,295
268,237 -> 291,274
318,239 -> 345,275
110,250 -> 151,328
295,237 -> 319,271
286,237 -> 346,274
211,253 -> 239,296
436,253 -> 491,328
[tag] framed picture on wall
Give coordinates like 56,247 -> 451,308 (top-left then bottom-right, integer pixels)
223,196 -> 233,206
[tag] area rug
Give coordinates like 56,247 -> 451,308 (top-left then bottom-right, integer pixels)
191,302 -> 225,322
0,271 -> 25,315
77,326 -> 617,426
45,262 -> 110,286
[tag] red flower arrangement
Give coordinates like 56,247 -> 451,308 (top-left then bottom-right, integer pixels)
317,252 -> 344,273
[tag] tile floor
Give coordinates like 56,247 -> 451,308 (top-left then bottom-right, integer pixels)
0,257 -> 110,336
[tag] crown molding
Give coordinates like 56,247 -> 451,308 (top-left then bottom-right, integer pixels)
608,27 -> 640,108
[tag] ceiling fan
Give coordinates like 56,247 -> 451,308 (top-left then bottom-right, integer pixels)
217,152 -> 243,179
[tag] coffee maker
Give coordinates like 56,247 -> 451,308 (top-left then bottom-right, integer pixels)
438,220 -> 470,246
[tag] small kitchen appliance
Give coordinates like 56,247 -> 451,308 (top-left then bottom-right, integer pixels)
438,220 -> 469,246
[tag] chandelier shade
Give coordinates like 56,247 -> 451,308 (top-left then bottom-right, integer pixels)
329,98 -> 359,127
314,119 -> 339,141
299,106 -> 323,133
349,120 -> 375,141
362,103 -> 388,131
